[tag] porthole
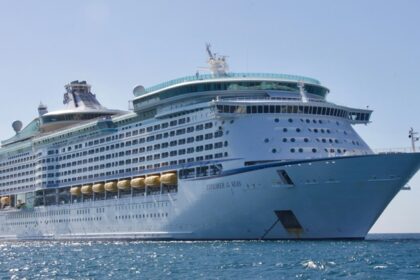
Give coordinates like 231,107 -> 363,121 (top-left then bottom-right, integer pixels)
322,139 -> 326,143
304,138 -> 309,142
298,148 -> 303,153
313,119 -> 317,123
264,138 -> 269,143
330,148 -> 335,152
329,139 -> 333,143
274,118 -> 279,123
306,119 -> 310,123
296,128 -> 301,133
290,148 -> 295,153
230,120 -> 234,124
319,120 -> 323,124
321,129 -> 325,133
272,149 -> 277,153
288,118 -> 293,123
312,148 -> 317,153
314,129 -> 318,133
283,138 -> 287,142
334,139 -> 339,143
337,149 -> 342,153
326,129 -> 331,133
316,138 -> 320,142
336,121 -> 340,126
283,128 -> 288,132
291,138 -> 296,142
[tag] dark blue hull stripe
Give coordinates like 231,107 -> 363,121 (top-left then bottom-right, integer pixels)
187,153 -> 416,181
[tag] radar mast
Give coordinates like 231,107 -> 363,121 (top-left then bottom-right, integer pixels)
205,43 -> 229,77
409,128 -> 419,152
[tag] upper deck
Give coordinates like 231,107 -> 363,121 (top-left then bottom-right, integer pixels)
132,72 -> 329,111
135,72 -> 322,96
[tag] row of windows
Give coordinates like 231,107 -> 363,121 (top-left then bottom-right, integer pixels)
1,169 -> 35,180
1,128 -> 225,184
6,216 -> 104,226
0,153 -> 35,167
58,120 -> 210,153
56,152 -> 228,184
45,124 -> 219,165
0,162 -> 35,174
287,147 -> 346,154
216,104 -> 369,121
43,140 -> 227,174
179,164 -> 223,179
115,212 -> 168,220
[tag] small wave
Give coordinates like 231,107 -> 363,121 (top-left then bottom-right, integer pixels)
302,260 -> 317,269
373,265 -> 387,270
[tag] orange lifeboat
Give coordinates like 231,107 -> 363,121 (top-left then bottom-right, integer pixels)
117,179 -> 131,190
105,181 -> 118,192
145,175 -> 160,187
70,187 -> 81,196
92,183 -> 105,193
0,196 -> 10,205
131,177 -> 145,189
81,184 -> 93,195
161,172 -> 177,185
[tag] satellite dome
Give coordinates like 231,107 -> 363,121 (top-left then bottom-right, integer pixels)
133,85 -> 146,96
12,120 -> 23,133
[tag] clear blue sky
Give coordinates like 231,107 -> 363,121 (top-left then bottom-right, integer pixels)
0,0 -> 419,232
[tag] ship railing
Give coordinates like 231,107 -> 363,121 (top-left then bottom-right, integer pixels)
373,147 -> 417,154
140,72 -> 321,96
214,96 -> 325,103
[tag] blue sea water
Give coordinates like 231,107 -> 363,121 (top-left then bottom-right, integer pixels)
0,234 -> 419,279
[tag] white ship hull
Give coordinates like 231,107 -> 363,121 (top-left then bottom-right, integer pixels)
1,153 -> 418,240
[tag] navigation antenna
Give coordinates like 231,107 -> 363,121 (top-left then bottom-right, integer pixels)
408,128 -> 419,152
205,43 -> 229,77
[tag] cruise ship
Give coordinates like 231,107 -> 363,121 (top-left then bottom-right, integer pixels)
0,46 -> 419,240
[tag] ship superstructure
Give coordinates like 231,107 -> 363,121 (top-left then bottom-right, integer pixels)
0,48 -> 419,240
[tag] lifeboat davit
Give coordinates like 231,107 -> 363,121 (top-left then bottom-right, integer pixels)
70,187 -> 81,196
131,177 -> 145,189
145,175 -> 160,187
117,179 -> 131,190
161,172 -> 177,185
81,184 -> 93,195
105,181 -> 118,192
92,183 -> 105,193
1,196 -> 10,205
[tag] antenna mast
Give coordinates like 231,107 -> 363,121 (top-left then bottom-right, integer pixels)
409,128 -> 419,152
205,43 -> 229,77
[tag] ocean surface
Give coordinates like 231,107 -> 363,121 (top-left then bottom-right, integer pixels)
1,234 -> 419,279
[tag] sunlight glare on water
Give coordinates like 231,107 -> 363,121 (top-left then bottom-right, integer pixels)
0,235 -> 420,279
